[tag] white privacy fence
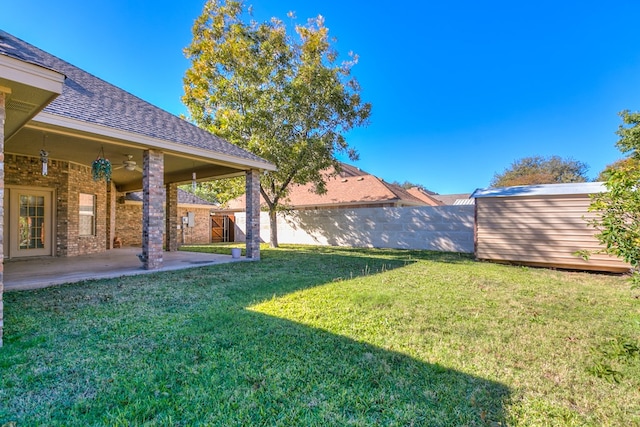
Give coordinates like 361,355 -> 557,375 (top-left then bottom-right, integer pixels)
234,205 -> 475,253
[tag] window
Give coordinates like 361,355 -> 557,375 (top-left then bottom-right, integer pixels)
19,194 -> 46,249
79,193 -> 96,236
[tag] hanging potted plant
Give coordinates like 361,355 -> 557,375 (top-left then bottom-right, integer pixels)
92,147 -> 112,182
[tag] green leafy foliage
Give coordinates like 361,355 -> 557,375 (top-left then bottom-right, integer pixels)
391,180 -> 435,194
490,155 -> 589,187
587,110 -> 640,288
91,157 -> 111,182
183,0 -> 371,246
595,157 -> 640,182
588,336 -> 640,383
180,176 -> 245,205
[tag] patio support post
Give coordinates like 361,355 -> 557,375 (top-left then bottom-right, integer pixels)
0,87 -> 8,347
166,182 -> 179,252
245,169 -> 261,260
142,149 -> 164,270
107,180 -> 116,249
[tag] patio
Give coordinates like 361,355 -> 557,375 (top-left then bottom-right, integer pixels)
4,247 -> 245,291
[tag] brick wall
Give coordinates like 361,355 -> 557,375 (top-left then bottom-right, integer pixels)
5,154 -> 69,255
107,182 -> 116,249
115,200 -> 143,246
68,163 -> 107,256
166,183 -> 179,251
142,150 -> 163,269
178,207 -> 212,245
4,154 -> 106,257
245,169 -> 261,259
1,91 -> 5,347
115,199 -> 212,247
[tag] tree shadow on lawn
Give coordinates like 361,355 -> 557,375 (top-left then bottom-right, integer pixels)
1,248 -> 509,425
184,243 -> 475,266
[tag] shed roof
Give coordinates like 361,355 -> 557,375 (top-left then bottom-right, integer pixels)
472,182 -> 607,199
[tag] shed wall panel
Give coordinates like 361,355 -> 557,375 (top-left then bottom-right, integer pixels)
476,194 -> 629,272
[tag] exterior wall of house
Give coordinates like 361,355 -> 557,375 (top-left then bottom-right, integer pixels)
1,91 -> 5,347
107,182 -> 117,250
234,206 -> 475,253
178,207 -> 212,245
166,184 -> 179,251
5,154 -> 107,257
114,199 -> 212,246
475,194 -> 629,272
68,163 -> 108,256
115,201 -> 143,246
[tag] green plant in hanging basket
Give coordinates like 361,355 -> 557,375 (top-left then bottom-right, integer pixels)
92,157 -> 112,182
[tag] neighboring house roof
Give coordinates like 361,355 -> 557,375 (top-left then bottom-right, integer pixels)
0,30 -> 271,168
223,163 -> 429,210
472,182 -> 607,199
177,190 -> 217,206
406,187 -> 443,206
452,198 -> 475,206
431,193 -> 473,205
125,189 -> 216,206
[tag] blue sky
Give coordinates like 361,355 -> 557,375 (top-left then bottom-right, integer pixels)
3,1 -> 640,194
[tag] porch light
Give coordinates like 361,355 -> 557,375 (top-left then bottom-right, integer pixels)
40,134 -> 48,176
192,172 -> 197,191
40,149 -> 48,176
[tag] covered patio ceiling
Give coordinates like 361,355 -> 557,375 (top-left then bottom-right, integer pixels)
7,120 -> 254,193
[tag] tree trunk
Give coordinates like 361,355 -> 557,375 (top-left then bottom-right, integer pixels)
269,208 -> 279,248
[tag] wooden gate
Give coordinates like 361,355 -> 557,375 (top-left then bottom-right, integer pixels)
211,215 -> 234,242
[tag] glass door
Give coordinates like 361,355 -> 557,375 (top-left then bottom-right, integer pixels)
10,189 -> 53,257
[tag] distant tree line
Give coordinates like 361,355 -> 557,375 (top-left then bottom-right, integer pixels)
490,155 -> 633,188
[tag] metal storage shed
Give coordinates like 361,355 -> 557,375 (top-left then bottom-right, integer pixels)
472,182 -> 630,272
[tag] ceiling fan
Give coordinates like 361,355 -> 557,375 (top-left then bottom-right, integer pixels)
114,154 -> 142,173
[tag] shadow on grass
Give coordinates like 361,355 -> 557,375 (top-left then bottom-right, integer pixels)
182,242 -> 475,265
1,247 -> 508,425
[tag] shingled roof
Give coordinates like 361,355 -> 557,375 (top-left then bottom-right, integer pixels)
0,30 -> 269,166
223,163 -> 430,210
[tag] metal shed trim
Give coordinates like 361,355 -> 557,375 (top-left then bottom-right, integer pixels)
471,182 -> 607,199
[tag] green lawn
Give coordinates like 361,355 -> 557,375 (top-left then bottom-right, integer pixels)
1,245 -> 639,426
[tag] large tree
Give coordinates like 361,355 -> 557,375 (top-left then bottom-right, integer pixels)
183,0 -> 371,247
490,155 -> 589,187
595,157 -> 640,182
181,177 -> 245,205
587,110 -> 640,288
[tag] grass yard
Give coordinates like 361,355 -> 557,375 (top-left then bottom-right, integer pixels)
1,245 -> 639,426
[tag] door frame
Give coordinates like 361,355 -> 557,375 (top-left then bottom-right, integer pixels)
4,185 -> 56,259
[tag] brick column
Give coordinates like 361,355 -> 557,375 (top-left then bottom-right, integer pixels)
165,182 -> 179,252
106,180 -> 116,249
245,169 -> 261,260
0,88 -> 9,347
142,149 -> 164,269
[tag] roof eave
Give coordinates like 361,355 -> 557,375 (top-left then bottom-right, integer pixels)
0,54 -> 66,93
31,111 -> 277,171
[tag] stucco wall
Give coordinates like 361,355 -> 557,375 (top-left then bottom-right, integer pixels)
235,206 -> 475,253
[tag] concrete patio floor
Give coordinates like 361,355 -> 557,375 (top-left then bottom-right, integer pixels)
4,247 -> 245,291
